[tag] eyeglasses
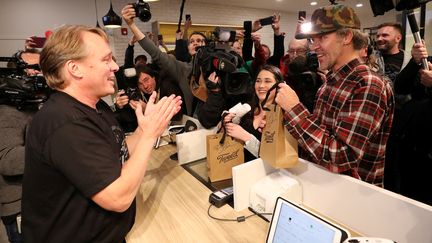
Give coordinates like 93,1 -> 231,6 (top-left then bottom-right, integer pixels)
288,48 -> 307,55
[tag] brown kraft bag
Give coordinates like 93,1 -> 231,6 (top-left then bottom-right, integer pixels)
206,128 -> 244,182
259,83 -> 298,168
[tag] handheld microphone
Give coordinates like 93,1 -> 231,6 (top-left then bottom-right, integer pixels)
405,10 -> 429,70
229,102 -> 251,124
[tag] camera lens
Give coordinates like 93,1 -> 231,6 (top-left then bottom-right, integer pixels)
134,0 -> 151,22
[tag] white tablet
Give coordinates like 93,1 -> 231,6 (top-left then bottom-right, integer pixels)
266,197 -> 350,243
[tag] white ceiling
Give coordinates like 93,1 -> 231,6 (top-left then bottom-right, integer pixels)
188,0 -> 374,16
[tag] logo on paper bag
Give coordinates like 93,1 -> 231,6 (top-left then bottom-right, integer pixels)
217,149 -> 240,163
263,131 -> 275,143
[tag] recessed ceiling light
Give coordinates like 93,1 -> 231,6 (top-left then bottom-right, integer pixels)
356,3 -> 363,7
310,1 -> 317,5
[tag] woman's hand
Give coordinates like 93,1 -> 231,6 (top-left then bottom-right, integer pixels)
225,122 -> 251,142
254,111 -> 266,132
223,112 -> 236,124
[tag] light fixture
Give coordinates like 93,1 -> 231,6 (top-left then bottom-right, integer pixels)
94,0 -> 101,28
300,22 -> 312,33
310,1 -> 318,5
356,3 -> 364,7
102,0 -> 122,28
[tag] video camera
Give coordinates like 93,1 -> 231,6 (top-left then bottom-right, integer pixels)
0,53 -> 49,110
192,27 -> 250,97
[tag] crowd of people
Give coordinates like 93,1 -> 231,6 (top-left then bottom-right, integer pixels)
0,2 -> 431,242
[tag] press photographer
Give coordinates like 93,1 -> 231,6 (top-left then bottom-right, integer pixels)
280,38 -> 322,113
0,47 -> 48,243
192,27 -> 252,128
114,64 -> 185,133
122,4 -> 205,120
0,50 -> 49,110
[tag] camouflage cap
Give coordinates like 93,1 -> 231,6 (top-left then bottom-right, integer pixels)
296,4 -> 361,39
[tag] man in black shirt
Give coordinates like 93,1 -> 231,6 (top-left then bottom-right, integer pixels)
375,22 -> 411,86
21,25 -> 182,242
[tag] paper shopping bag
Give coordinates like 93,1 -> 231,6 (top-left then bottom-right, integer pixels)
259,104 -> 298,168
206,130 -> 244,182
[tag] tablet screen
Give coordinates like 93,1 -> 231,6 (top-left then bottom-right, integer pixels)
267,197 -> 349,243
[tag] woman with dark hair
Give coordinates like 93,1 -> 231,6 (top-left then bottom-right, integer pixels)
224,64 -> 283,162
114,64 -> 185,132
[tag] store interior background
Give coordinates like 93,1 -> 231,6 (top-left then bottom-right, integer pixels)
0,0 -> 431,242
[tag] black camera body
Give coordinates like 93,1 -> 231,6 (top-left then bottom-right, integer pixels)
124,87 -> 142,101
133,0 -> 151,22
193,30 -> 250,96
0,75 -> 49,110
0,55 -> 49,110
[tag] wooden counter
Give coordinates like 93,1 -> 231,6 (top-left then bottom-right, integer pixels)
126,145 -> 269,242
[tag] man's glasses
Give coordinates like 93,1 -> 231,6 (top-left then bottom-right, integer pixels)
288,48 -> 307,55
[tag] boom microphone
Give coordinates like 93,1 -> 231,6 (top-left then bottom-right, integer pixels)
406,10 -> 429,70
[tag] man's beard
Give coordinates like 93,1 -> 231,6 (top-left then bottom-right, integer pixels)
377,41 -> 395,54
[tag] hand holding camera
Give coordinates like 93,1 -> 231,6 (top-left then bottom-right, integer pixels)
132,0 -> 151,22
115,90 -> 129,109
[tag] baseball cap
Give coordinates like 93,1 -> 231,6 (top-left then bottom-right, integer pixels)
296,4 -> 361,39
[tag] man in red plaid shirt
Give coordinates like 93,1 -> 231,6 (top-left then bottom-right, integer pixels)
275,4 -> 394,187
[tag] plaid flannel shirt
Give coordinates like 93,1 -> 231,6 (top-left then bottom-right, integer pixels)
284,58 -> 394,187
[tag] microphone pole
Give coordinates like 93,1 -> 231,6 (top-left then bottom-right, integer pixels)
406,9 -> 429,70
177,0 -> 186,33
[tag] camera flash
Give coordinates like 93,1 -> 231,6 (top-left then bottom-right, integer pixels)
300,22 -> 312,34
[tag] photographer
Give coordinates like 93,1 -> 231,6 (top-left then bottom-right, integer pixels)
0,41 -> 47,243
114,64 -> 185,132
122,4 -> 203,118
281,38 -> 322,113
388,41 -> 432,205
175,16 -> 193,63
245,14 -> 285,68
116,35 -> 148,91
0,105 -> 33,243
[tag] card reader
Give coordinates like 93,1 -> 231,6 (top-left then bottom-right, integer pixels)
209,186 -> 234,208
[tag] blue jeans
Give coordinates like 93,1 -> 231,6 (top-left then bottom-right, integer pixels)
3,219 -> 22,243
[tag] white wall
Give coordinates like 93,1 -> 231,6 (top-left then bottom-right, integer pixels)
0,0 -> 114,56
0,0 -> 397,64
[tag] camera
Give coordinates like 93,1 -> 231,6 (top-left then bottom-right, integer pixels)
132,0 -> 151,22
123,87 -> 142,101
0,54 -> 49,110
192,27 -> 250,97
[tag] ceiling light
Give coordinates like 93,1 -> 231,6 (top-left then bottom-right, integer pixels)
356,3 -> 363,7
102,0 -> 122,28
310,2 -> 318,6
